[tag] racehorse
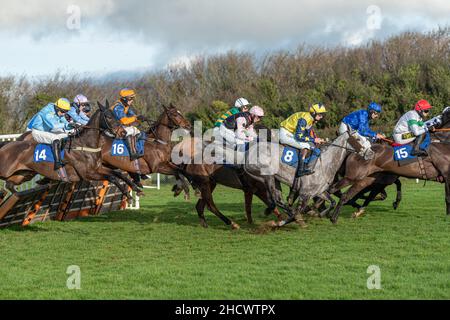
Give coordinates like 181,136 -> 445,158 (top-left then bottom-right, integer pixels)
97,103 -> 192,196
0,103 -> 135,202
243,130 -> 369,227
329,108 -> 450,223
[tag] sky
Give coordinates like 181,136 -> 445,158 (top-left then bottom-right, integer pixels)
1,0 -> 450,78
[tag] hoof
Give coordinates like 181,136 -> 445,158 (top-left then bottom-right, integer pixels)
231,222 -> 240,230
295,215 -> 308,228
330,217 -> 338,225
200,221 -> 208,228
136,191 -> 145,197
393,202 -> 399,210
267,220 -> 277,227
247,219 -> 254,225
184,193 -> 190,201
352,209 -> 365,218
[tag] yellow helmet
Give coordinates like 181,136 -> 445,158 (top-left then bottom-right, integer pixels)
310,103 -> 327,114
120,88 -> 136,99
55,98 -> 71,111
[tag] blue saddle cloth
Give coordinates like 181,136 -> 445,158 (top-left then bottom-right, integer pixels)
393,133 -> 431,161
280,145 -> 319,167
111,137 -> 145,157
33,144 -> 65,163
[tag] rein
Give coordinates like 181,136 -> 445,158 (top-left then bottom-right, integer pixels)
323,142 -> 357,153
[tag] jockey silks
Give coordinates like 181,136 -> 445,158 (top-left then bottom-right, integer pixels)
223,112 -> 253,130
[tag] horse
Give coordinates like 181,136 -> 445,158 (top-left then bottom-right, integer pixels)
97,103 -> 192,196
329,108 -> 450,223
243,130 -> 369,227
0,103 -> 135,202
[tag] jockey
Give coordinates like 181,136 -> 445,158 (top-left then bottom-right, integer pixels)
339,102 -> 385,148
111,88 -> 147,161
280,103 -> 327,177
67,94 -> 91,126
27,98 -> 73,170
393,99 -> 435,156
219,105 -> 264,149
214,98 -> 251,128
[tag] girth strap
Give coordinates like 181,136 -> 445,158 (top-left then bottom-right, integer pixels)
417,156 -> 428,180
71,147 -> 102,153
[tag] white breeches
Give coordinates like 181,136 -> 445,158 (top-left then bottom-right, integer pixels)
219,124 -> 246,146
31,129 -> 68,144
338,122 -> 372,150
279,127 -> 311,150
124,126 -> 140,136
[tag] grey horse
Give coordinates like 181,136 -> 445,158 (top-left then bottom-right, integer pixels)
243,130 -> 370,226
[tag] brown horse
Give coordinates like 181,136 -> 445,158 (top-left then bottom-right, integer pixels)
4,103 -> 193,198
330,110 -> 450,223
97,103 -> 192,195
170,134 -> 283,229
0,103 -> 134,202
176,166 -> 283,227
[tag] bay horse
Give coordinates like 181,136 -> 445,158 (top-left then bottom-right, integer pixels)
329,108 -> 450,223
0,103 -> 135,202
97,103 -> 192,196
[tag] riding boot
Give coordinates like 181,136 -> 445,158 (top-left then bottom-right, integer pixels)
125,136 -> 140,161
132,135 -> 143,159
52,139 -> 64,170
410,134 -> 428,157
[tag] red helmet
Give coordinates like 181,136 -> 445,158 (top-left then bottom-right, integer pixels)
414,99 -> 432,112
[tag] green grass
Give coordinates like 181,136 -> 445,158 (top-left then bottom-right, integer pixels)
0,179 -> 449,299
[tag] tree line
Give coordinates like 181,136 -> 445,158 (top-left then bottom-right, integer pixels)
1,28 -> 450,136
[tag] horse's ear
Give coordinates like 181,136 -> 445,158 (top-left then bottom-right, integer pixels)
97,101 -> 104,112
162,105 -> 168,111
105,99 -> 110,110
169,103 -> 175,109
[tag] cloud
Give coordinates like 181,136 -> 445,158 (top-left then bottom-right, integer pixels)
1,0 -> 450,75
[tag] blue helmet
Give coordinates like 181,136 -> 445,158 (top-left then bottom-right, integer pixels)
368,102 -> 382,113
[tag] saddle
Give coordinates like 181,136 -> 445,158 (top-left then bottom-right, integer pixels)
392,133 -> 431,164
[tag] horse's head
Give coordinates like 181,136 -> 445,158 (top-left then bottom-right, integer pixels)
345,128 -> 375,160
439,106 -> 450,128
97,100 -> 127,138
162,104 -> 192,132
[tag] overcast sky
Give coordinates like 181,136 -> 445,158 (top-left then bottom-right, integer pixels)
1,0 -> 450,78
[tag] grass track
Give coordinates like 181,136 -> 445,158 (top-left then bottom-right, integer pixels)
0,179 -> 449,299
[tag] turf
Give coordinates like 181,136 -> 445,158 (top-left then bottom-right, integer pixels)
0,179 -> 449,299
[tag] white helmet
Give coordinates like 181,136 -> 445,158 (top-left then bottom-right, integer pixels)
74,94 -> 89,105
249,106 -> 264,117
235,97 -> 250,109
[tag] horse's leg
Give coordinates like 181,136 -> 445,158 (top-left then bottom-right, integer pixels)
107,175 -> 133,203
176,172 -> 191,200
254,189 -> 283,221
278,198 -> 308,227
244,191 -> 253,224
200,180 -> 237,229
445,178 -> 450,216
329,177 -> 353,194
353,184 -> 384,218
319,192 -> 336,218
330,179 -> 374,224
195,199 -> 208,228
112,170 -> 144,196
393,179 -> 402,210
